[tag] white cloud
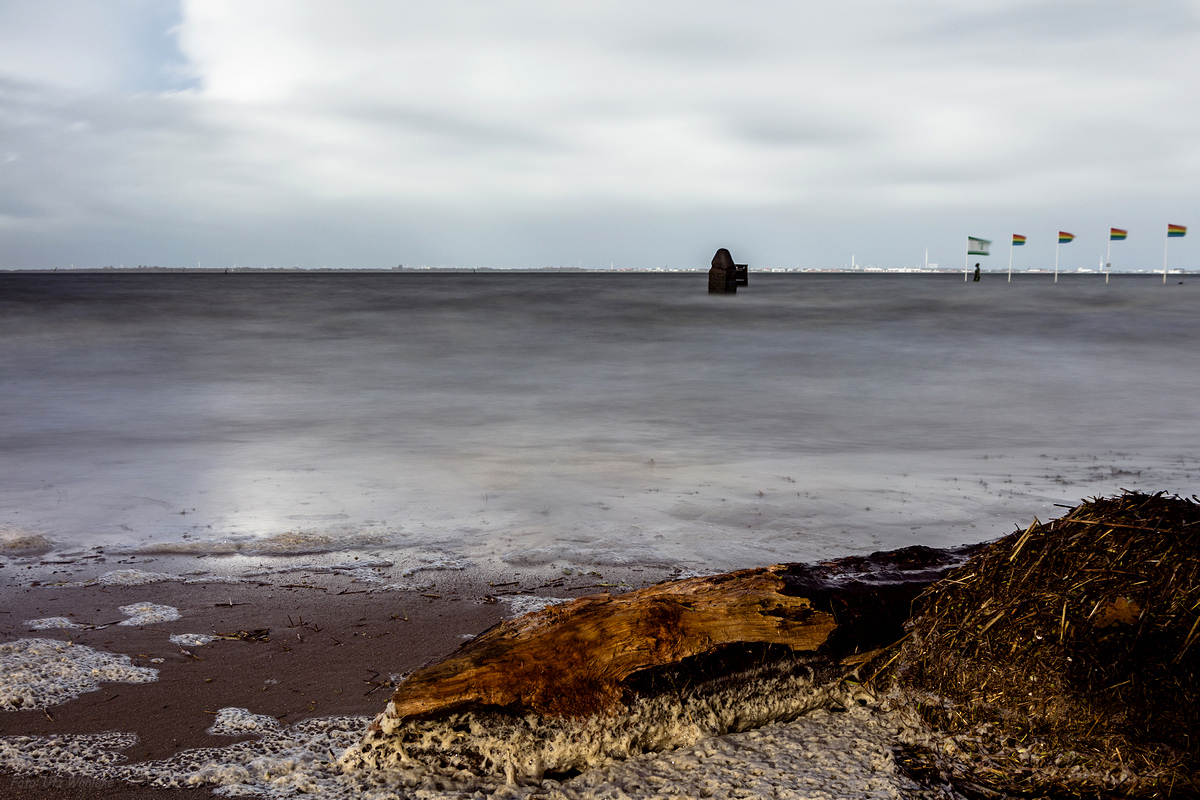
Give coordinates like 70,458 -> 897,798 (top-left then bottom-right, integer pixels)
2,0 -> 1200,268
0,0 -> 194,93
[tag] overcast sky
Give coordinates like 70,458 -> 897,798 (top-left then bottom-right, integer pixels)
2,0 -> 1199,270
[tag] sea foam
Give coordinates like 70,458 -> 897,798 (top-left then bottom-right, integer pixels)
117,602 -> 181,626
0,638 -> 157,710
347,660 -> 877,783
170,633 -> 218,647
0,704 -> 933,799
23,617 -> 84,630
128,528 -> 400,557
207,707 -> 282,737
0,526 -> 54,555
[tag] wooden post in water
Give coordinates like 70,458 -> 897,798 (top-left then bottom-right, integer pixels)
708,248 -> 742,293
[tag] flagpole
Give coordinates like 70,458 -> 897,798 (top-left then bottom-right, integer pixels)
1164,232 -> 1169,284
964,241 -> 969,282
1106,235 -> 1111,285
1054,239 -> 1059,283
1008,239 -> 1013,283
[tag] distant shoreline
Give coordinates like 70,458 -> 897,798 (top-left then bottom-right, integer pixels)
2,267 -> 1193,275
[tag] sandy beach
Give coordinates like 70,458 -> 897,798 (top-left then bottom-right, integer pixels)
0,556 -> 952,799
0,559 -> 698,799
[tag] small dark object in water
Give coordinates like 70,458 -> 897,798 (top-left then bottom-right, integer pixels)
709,249 -> 748,293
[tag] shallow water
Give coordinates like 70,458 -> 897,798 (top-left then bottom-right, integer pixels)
2,272 -> 1198,573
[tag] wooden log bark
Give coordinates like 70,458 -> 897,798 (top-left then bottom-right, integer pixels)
344,544 -> 980,781
371,543 -> 980,729
346,494 -> 1200,795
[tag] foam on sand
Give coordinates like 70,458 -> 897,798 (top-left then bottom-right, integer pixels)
23,617 -> 84,630
0,638 -> 158,711
169,633 -> 218,647
346,659 -> 869,783
61,567 -> 247,588
64,568 -> 186,587
117,602 -> 181,626
206,707 -> 282,737
0,703 -> 939,799
549,706 -> 925,800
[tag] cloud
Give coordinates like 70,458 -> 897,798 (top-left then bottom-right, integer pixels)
2,0 -> 1200,269
0,0 -> 195,93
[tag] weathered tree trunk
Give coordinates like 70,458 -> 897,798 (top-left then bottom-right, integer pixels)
345,494 -> 1200,797
344,544 -> 977,780
374,544 -> 978,726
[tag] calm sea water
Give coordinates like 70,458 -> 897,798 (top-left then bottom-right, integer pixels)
2,272 -> 1198,574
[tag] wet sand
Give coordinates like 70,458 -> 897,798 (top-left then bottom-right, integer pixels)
0,565 -> 672,799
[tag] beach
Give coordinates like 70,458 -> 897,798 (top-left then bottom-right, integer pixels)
0,559 -> 643,796
2,554 -> 974,796
0,557 -> 945,799
3,271 -> 1200,797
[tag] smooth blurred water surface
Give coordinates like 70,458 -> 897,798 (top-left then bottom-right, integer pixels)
2,272 -> 1198,571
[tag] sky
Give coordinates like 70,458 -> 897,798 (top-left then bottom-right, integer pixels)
2,0 -> 1199,271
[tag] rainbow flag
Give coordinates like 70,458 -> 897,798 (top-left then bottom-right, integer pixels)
1168,224 -> 1187,237
1110,228 -> 1127,241
1058,231 -> 1075,244
1012,234 -> 1027,246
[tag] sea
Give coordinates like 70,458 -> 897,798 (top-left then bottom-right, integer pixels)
3,271 -> 1198,572
2,270 -> 1199,798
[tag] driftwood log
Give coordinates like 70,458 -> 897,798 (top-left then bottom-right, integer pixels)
344,494 -> 1199,795
346,544 -> 977,780
377,544 -> 977,723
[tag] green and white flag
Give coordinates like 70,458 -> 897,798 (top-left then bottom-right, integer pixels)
967,237 -> 991,256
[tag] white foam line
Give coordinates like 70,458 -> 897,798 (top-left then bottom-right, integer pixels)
124,528 -> 401,557
0,705 -> 945,799
64,568 -> 182,587
400,558 -> 470,577
23,617 -> 84,630
241,559 -> 395,577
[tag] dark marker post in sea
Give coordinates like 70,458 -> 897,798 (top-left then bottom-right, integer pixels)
708,248 -> 748,293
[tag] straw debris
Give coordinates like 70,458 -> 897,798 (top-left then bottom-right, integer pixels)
891,492 -> 1200,798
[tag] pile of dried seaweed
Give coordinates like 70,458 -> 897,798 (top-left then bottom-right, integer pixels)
890,492 -> 1200,799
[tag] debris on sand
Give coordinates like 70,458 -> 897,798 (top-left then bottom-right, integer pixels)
892,492 -> 1200,799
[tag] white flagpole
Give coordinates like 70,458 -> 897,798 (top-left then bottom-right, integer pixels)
1008,238 -> 1014,283
1163,232 -> 1169,284
1106,235 -> 1111,285
1054,239 -> 1060,283
964,240 -> 969,282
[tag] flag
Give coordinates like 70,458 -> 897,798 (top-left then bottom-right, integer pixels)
1168,224 -> 1187,238
1058,231 -> 1075,244
1110,228 -> 1127,241
968,236 -> 991,255
1012,234 -> 1027,246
